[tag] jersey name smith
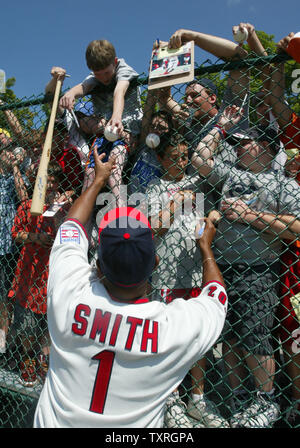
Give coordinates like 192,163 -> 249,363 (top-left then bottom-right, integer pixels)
72,303 -> 158,353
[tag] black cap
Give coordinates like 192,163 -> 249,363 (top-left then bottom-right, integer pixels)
227,126 -> 280,154
187,77 -> 218,97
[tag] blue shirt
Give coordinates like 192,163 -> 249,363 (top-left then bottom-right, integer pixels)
0,174 -> 18,255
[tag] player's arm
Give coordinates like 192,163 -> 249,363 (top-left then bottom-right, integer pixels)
195,218 -> 225,286
107,80 -> 130,134
66,149 -> 116,227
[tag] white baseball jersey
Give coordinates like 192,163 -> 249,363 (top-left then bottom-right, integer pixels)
34,219 -> 227,428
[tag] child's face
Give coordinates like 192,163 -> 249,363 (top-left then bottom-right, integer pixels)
160,144 -> 188,181
93,59 -> 117,86
149,116 -> 169,135
46,175 -> 59,193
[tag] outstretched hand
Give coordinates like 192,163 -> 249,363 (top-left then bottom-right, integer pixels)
93,147 -> 116,185
220,198 -> 252,223
195,218 -> 216,248
277,32 -> 295,53
50,66 -> 67,81
217,105 -> 243,131
168,29 -> 191,49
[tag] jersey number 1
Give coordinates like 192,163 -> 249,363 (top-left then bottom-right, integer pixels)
90,350 -> 115,414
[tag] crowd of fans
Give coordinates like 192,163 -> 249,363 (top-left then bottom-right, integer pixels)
0,23 -> 299,428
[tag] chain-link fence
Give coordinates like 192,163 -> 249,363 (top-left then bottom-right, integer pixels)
0,51 -> 299,428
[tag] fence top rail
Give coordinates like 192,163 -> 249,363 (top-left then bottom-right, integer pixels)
0,52 -> 292,111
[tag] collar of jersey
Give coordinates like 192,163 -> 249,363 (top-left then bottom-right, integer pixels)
109,293 -> 150,304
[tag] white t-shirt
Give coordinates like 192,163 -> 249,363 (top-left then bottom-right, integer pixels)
62,109 -> 90,166
34,219 -> 227,428
146,174 -> 204,289
208,160 -> 300,265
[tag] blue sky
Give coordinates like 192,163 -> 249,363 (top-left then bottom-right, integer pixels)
1,0 -> 299,100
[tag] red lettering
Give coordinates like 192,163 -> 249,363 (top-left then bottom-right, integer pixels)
208,286 -> 217,297
125,316 -> 143,351
141,319 -> 158,353
109,314 -> 123,346
72,304 -> 91,336
218,291 -> 227,305
89,309 -> 111,343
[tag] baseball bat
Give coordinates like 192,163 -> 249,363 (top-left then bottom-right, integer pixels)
30,78 -> 62,216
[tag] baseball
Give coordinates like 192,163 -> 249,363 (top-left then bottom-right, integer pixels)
233,28 -> 248,43
146,133 -> 160,149
104,125 -> 119,142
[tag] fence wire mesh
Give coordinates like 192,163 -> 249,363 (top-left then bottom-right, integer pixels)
0,51 -> 299,428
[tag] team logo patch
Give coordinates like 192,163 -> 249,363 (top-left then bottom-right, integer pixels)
60,226 -> 80,244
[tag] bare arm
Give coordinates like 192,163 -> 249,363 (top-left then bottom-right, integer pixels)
227,23 -> 268,99
269,63 -> 293,129
12,164 -> 28,202
158,85 -> 189,120
191,105 -> 242,176
268,32 -> 295,129
45,66 -> 67,116
196,218 -> 225,286
221,198 -> 300,241
107,80 -> 130,134
139,89 -> 157,144
66,150 -> 116,226
0,100 -> 23,136
59,83 -> 87,111
168,29 -> 246,60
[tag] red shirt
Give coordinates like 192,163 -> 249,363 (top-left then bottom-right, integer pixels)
8,200 -> 57,314
53,144 -> 84,193
280,112 -> 300,247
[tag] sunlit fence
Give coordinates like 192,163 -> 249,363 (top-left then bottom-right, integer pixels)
0,51 -> 299,428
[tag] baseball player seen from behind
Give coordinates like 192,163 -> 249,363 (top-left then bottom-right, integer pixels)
33,147 -> 228,428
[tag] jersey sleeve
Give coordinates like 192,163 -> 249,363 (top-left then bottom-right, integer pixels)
161,280 -> 228,365
48,219 -> 90,301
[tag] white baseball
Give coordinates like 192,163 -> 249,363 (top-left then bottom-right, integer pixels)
104,125 -> 119,142
233,28 -> 248,43
145,133 -> 160,149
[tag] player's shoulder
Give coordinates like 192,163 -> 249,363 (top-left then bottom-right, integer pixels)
200,280 -> 228,307
57,219 -> 88,245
